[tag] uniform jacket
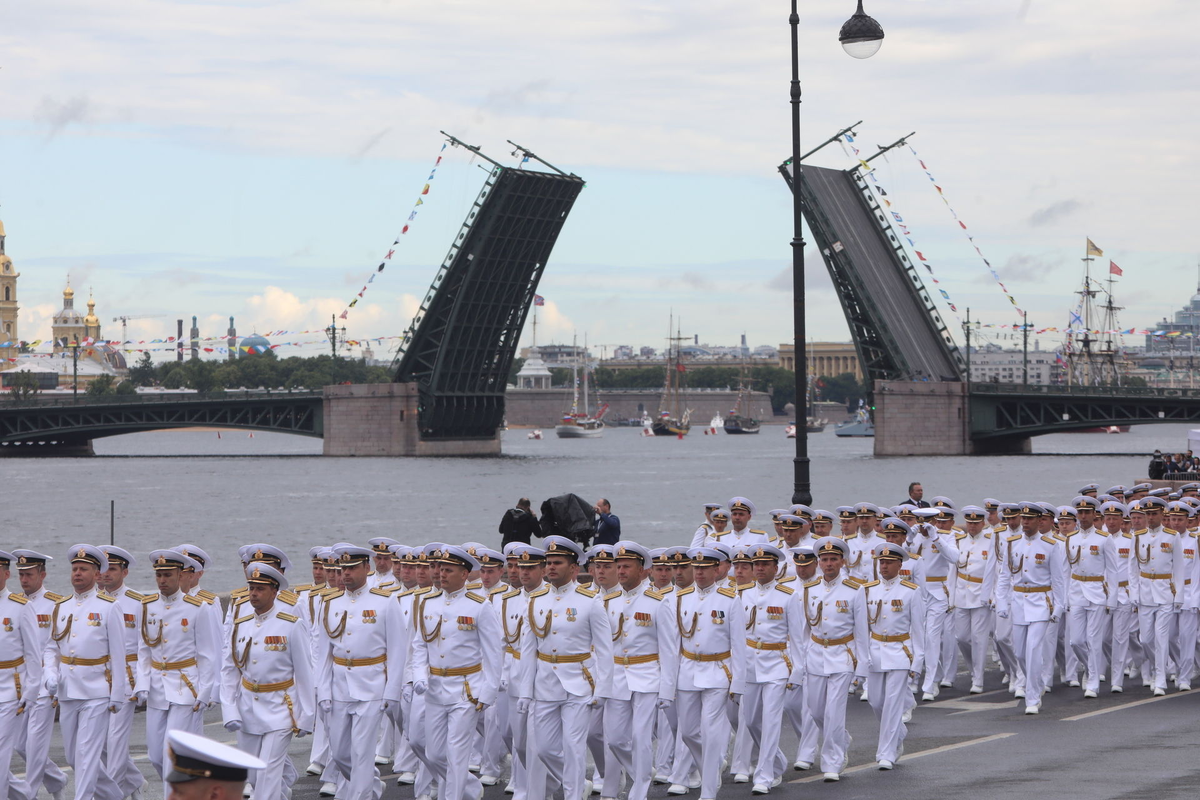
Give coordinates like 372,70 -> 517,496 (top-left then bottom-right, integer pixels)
742,579 -> 806,684
315,583 -> 407,704
138,590 -> 220,708
221,604 -> 315,735
1061,527 -> 1119,610
498,584 -> 540,687
0,588 -> 40,705
517,580 -> 613,701
1131,526 -> 1185,607
908,529 -> 960,607
952,531 -> 998,610
996,534 -> 1067,624
862,577 -> 925,674
674,583 -> 746,695
800,577 -> 869,679
409,586 -> 502,707
42,587 -> 129,704
602,580 -> 679,701
110,586 -> 146,691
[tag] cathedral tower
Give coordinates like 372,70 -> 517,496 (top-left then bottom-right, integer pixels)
0,219 -> 20,360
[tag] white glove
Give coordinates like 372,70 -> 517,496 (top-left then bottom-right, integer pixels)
225,720 -> 242,732
402,684 -> 414,702
43,670 -> 59,696
296,730 -> 310,739
656,698 -> 672,711
134,690 -> 148,706
516,698 -> 530,714
785,682 -> 798,692
413,680 -> 427,696
1049,614 -> 1058,624
385,701 -> 402,725
319,699 -> 332,715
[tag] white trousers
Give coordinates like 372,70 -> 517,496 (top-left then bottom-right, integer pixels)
1068,604 -> 1109,692
743,681 -> 789,786
782,681 -> 817,765
236,729 -> 294,800
1139,604 -> 1174,691
603,692 -> 656,800
675,689 -> 729,799
481,688 -> 509,778
309,711 -> 331,769
146,702 -> 204,797
104,699 -> 142,797
955,607 -> 991,688
406,693 -> 435,798
0,701 -> 31,800
1012,620 -> 1049,708
992,609 -> 1021,682
507,686 -> 529,800
425,700 -> 483,800
653,707 -> 674,778
590,700 -> 611,791
60,699 -> 123,800
921,597 -> 950,693
805,673 -> 853,775
1176,609 -> 1199,687
327,700 -> 383,800
1109,604 -> 1137,689
18,696 -> 68,799
866,671 -> 911,763
729,692 -> 754,776
527,697 -> 591,800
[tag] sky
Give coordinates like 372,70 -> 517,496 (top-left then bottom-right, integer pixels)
1,0 -> 1198,361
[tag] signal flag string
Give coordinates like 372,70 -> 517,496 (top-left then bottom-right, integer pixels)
339,141 -> 449,321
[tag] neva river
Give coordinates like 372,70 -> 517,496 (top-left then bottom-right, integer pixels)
4,423 -> 1188,590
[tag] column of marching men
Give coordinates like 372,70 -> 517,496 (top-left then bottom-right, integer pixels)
4,480 -> 1200,800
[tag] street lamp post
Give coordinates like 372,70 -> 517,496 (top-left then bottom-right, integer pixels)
790,0 -> 883,505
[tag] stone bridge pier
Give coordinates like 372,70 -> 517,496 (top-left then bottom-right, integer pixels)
873,381 -> 1031,456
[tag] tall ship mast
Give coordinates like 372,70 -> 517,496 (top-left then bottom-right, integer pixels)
651,313 -> 692,436
1064,238 -> 1123,386
722,360 -> 761,434
555,333 -> 607,438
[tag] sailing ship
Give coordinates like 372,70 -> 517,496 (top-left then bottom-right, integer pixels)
652,316 -> 692,436
555,337 -> 608,438
722,368 -> 760,434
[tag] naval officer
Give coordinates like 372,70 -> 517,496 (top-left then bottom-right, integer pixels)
0,550 -> 39,800
40,545 -> 129,800
163,729 -> 265,800
221,563 -> 314,800
98,546 -> 149,800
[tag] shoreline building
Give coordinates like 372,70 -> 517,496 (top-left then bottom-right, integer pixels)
1145,282 -> 1200,353
0,219 -> 19,361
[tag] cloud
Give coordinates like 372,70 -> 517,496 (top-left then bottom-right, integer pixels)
996,252 -> 1066,283
1027,199 -> 1085,228
35,94 -> 92,141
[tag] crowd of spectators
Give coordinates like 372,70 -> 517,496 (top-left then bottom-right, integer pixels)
1149,449 -> 1200,479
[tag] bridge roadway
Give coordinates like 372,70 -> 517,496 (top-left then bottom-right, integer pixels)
17,664 -> 1200,800
0,390 -> 323,454
970,382 -> 1200,441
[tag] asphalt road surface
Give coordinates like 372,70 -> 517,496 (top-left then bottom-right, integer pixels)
18,668 -> 1200,800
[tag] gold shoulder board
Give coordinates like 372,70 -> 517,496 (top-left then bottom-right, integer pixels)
528,587 -> 549,598
859,580 -> 880,588
124,589 -> 144,601
183,595 -> 203,607
369,587 -> 394,598
901,580 -> 919,590
45,591 -> 67,603
576,585 -> 598,598
502,588 -> 521,600
775,584 -> 795,595
141,593 -> 160,604
7,593 -> 28,604
278,590 -> 299,605
803,578 -> 821,589
323,589 -> 344,601
604,590 -> 621,602
645,588 -> 666,601
234,614 -> 253,625
676,585 -> 696,597
98,592 -> 116,603
466,592 -> 486,603
842,579 -> 861,590
276,612 -> 299,623
1007,535 -> 1022,542
716,586 -> 736,598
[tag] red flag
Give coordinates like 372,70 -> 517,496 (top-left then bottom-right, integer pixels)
958,221 -> 967,229
402,225 -> 409,234
386,249 -> 395,259
915,251 -> 927,261
676,363 -> 686,373
1109,260 -> 1123,276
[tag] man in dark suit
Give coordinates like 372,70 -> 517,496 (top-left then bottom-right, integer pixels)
594,498 -> 621,544
905,482 -> 931,508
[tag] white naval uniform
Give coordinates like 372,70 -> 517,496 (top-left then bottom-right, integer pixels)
600,581 -> 678,800
741,579 -> 805,787
908,529 -> 959,693
1107,530 -> 1140,691
989,524 -> 1024,683
18,587 -> 70,800
479,582 -> 513,781
410,586 -> 501,800
690,522 -> 715,550
293,583 -> 333,775
1131,526 -> 1185,691
846,532 -> 884,585
673,583 -> 746,799
315,583 -> 407,800
103,586 -> 146,799
221,604 -> 315,800
41,587 -> 129,800
800,577 -> 869,776
862,577 -> 924,764
499,583 -> 540,800
1176,533 -> 1200,688
708,529 -> 772,549
516,580 -> 614,800
952,531 -> 997,689
996,533 -> 1067,709
0,589 -> 39,800
1062,528 -> 1119,692
137,590 -> 220,793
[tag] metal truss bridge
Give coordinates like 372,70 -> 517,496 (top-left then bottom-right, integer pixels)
0,392 -> 323,454
970,383 -> 1200,440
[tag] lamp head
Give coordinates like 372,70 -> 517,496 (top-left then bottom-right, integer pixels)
840,0 -> 884,59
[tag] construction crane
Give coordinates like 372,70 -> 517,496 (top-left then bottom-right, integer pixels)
112,314 -> 166,342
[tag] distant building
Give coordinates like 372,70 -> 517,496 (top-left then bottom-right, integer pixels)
239,332 -> 272,357
778,342 -> 863,382
612,345 -> 634,360
0,218 -> 19,361
968,347 -> 1058,385
639,346 -> 657,359
513,346 -> 553,389
1145,285 -> 1200,352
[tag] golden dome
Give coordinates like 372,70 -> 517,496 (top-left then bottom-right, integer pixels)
64,284 -> 75,300
84,296 -> 99,326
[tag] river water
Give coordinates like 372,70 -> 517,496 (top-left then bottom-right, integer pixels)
3,423 -> 1187,591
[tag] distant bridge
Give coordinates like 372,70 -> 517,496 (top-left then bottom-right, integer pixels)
0,391 -> 323,455
970,383 -> 1200,439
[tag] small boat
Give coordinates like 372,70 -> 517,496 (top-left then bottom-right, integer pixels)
784,423 -> 797,438
835,404 -> 874,438
555,404 -> 609,439
652,314 -> 691,437
652,410 -> 692,437
528,429 -> 543,440
723,415 -> 760,434
806,418 -> 828,433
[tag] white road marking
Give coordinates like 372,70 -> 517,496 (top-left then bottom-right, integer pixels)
788,732 -> 1017,783
1061,690 -> 1195,721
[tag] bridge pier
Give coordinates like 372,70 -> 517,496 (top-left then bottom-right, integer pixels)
322,383 -> 501,457
874,380 -> 1031,456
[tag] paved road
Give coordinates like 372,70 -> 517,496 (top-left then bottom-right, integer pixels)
19,669 -> 1200,800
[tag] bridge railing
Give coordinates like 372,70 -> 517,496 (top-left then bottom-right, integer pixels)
970,383 -> 1200,400
6,389 -> 324,409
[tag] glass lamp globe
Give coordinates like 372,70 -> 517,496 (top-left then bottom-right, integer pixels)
839,1 -> 885,59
